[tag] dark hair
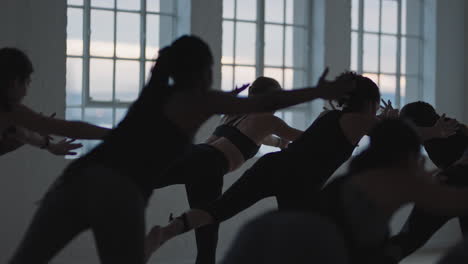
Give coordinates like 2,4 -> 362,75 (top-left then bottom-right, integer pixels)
349,119 -> 422,173
248,77 -> 282,96
334,72 -> 380,112
0,48 -> 34,111
146,35 -> 213,95
400,101 -> 439,127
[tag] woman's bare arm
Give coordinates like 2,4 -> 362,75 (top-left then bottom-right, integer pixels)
202,71 -> 354,115
4,105 -> 111,139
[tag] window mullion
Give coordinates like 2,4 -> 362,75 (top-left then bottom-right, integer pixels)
281,0 -> 286,88
112,0 -> 117,125
139,0 -> 147,95
395,0 -> 402,107
232,0 -> 238,89
377,0 -> 382,87
83,0 -> 91,114
256,0 -> 265,78
357,0 -> 364,74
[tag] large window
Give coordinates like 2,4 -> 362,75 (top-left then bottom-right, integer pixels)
222,0 -> 311,154
351,0 -> 423,108
66,0 -> 178,154
351,0 -> 423,155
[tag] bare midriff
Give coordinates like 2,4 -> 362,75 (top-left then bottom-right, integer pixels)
208,138 -> 246,172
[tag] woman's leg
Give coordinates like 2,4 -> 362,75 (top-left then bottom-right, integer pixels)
146,152 -> 284,257
82,166 -> 146,264
9,180 -> 88,264
185,175 -> 223,264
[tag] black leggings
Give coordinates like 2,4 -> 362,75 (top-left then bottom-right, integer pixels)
9,165 -> 146,264
386,207 -> 468,262
158,144 -> 228,264
202,151 -> 326,223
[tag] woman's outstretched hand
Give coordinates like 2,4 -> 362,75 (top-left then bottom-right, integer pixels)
47,138 -> 83,156
230,83 -> 250,96
315,68 -> 355,100
379,99 -> 399,119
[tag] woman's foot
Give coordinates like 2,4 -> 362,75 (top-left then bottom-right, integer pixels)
144,225 -> 165,262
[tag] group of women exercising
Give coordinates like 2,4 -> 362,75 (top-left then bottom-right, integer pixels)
2,35 -> 468,264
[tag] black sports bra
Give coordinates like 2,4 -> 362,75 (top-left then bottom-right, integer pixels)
212,115 -> 260,160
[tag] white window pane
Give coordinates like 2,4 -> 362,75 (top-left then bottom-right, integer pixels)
401,0 -> 407,35
235,22 -> 256,65
236,0 -> 256,21
85,108 -> 113,128
222,65 -> 234,92
351,0 -> 359,30
406,37 -> 420,75
400,76 -> 406,106
363,34 -> 378,72
265,0 -> 284,23
291,69 -> 306,88
67,8 -> 83,56
351,32 -> 358,71
145,61 -> 155,84
66,58 -> 82,105
116,60 -> 139,102
66,108 -> 82,121
90,58 -> 113,101
264,68 -> 283,88
90,10 -> 114,57
285,26 -> 293,67
115,108 -> 129,125
381,0 -> 397,34
91,0 -> 114,8
405,76 -> 418,103
284,68 -> 293,90
117,0 -> 140,10
364,0 -> 380,32
223,0 -> 234,19
380,74 -> 396,103
116,12 -> 140,58
380,35 -> 397,73
234,66 -> 255,96
146,14 -> 160,59
222,21 -> 234,64
147,0 -> 159,12
159,15 -> 174,48
68,0 -> 83,5
287,26 -> 307,69
363,72 -> 379,86
265,24 -> 284,66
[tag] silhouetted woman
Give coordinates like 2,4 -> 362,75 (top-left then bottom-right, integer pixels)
9,35 -> 351,264
0,48 -> 109,155
316,119 -> 468,263
149,77 -> 304,264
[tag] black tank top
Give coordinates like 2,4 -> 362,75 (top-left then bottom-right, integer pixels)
212,115 -> 260,160
285,110 -> 356,181
65,89 -> 192,201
